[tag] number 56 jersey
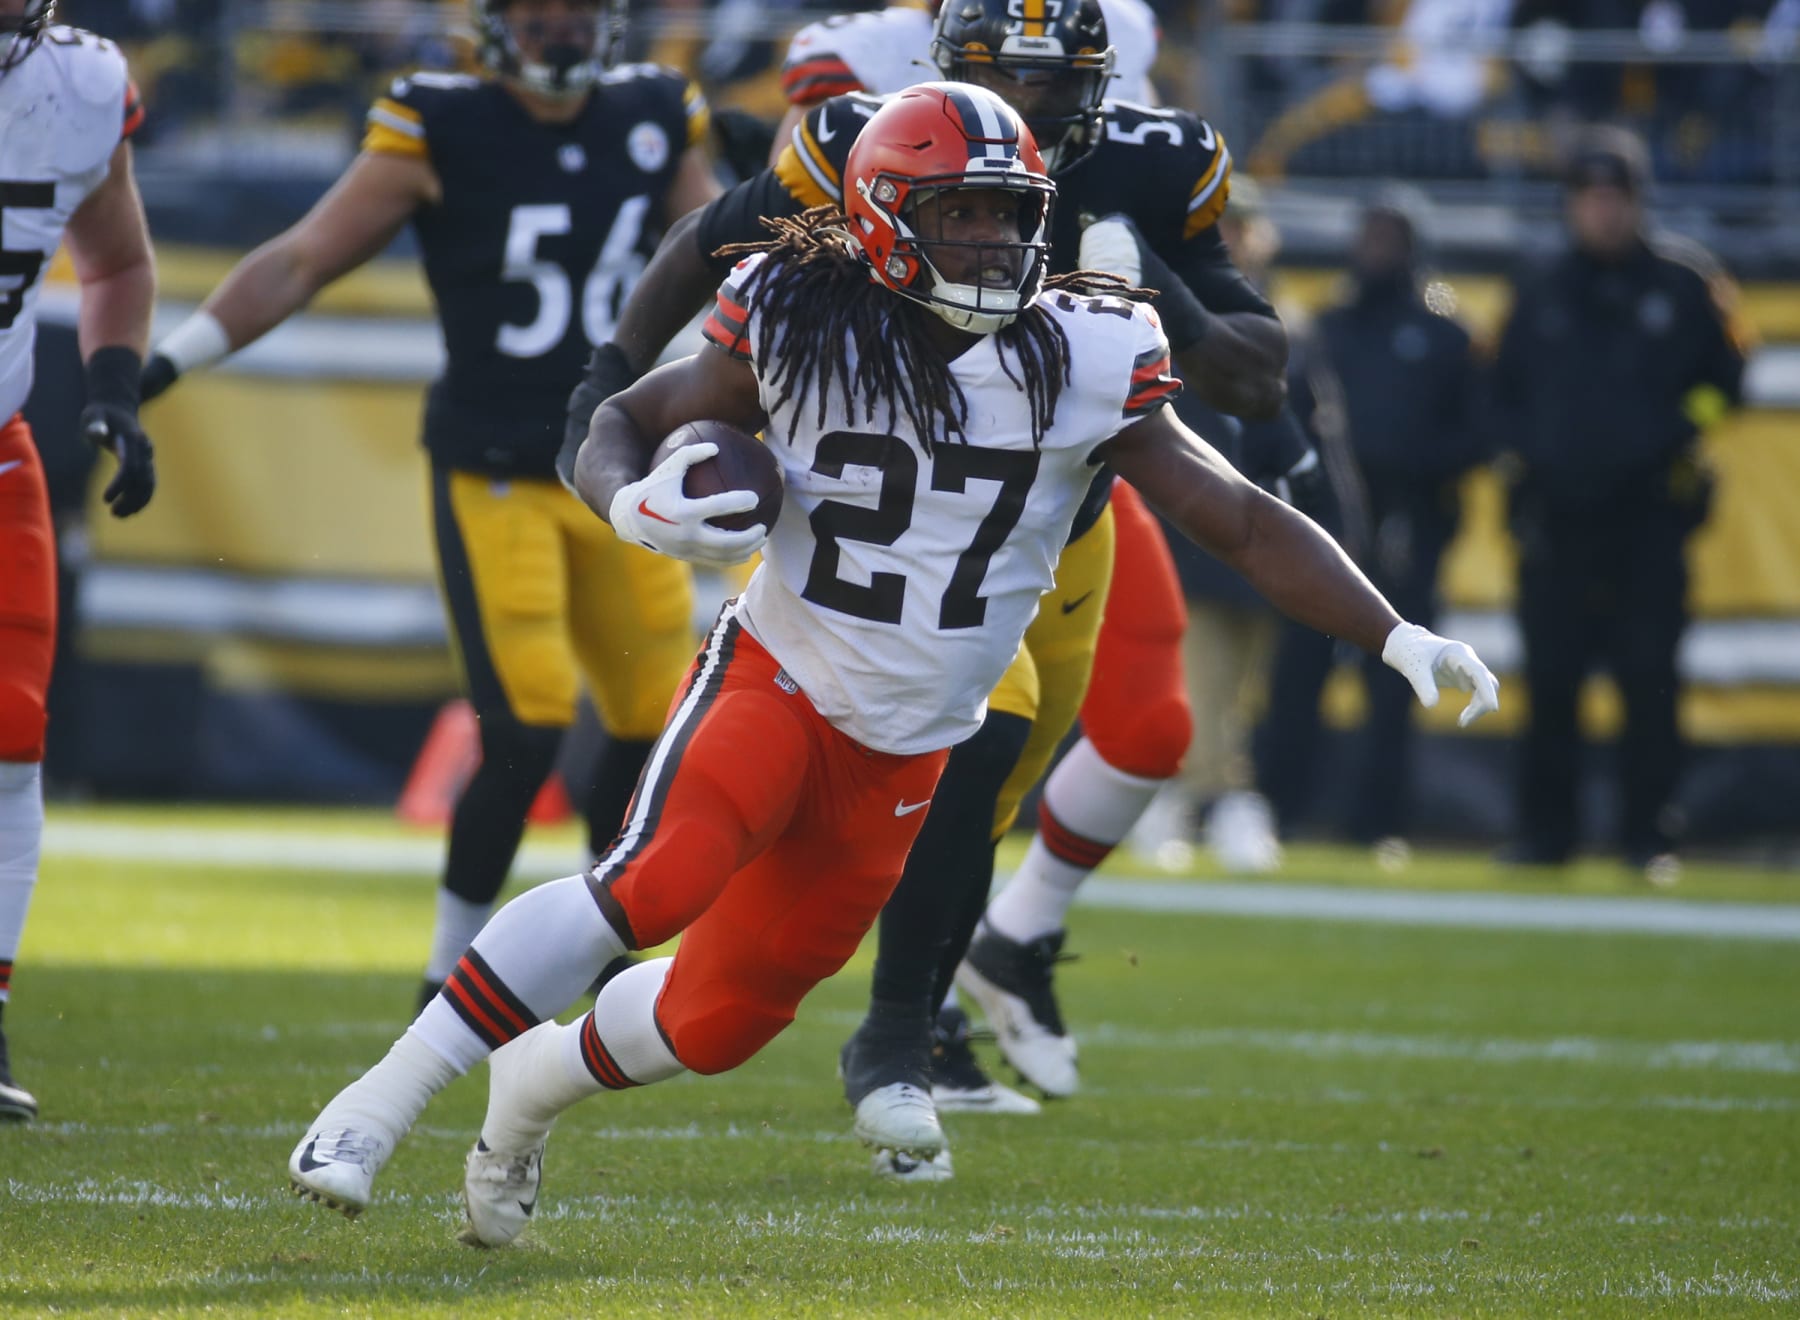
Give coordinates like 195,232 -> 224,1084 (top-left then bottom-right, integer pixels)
704,252 -> 1180,756
0,25 -> 142,420
364,66 -> 706,479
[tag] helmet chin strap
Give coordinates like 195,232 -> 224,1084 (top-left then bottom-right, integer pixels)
922,277 -> 1023,334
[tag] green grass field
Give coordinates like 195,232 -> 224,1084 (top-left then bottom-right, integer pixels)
4,808 -> 1798,1316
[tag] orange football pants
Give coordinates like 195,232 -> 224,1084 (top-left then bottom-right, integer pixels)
1082,480 -> 1192,778
592,603 -> 948,1075
0,414 -> 55,764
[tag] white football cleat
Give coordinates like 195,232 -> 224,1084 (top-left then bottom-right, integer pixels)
459,1138 -> 545,1247
288,1125 -> 394,1217
0,1076 -> 37,1122
871,1146 -> 954,1182
0,1020 -> 37,1122
1205,790 -> 1282,874
955,928 -> 1079,1098
852,1082 -> 944,1157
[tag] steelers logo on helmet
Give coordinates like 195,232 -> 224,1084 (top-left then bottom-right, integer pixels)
0,0 -> 57,76
930,0 -> 1115,173
846,82 -> 1055,336
472,0 -> 625,100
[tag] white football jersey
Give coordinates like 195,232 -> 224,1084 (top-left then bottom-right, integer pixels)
702,251 -> 1179,755
0,27 -> 137,420
781,0 -> 1158,107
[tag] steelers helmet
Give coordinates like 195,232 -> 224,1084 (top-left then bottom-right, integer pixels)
472,0 -> 625,99
930,0 -> 1115,173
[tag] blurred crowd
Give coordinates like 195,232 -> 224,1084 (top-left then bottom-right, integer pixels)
50,1 -> 1800,188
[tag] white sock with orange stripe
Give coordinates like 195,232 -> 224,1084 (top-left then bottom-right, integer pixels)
479,959 -> 684,1156
983,737 -> 1163,944
412,873 -> 628,1073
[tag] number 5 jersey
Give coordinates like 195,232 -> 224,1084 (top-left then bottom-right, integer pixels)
0,24 -> 142,421
703,250 -> 1180,755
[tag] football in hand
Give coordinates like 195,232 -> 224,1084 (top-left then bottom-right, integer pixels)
650,421 -> 783,533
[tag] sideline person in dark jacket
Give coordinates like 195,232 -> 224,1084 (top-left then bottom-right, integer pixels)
1493,126 -> 1746,877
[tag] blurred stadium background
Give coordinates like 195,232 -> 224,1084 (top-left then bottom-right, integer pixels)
25,0 -> 1800,857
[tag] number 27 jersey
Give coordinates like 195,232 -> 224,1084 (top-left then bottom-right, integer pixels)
704,252 -> 1180,755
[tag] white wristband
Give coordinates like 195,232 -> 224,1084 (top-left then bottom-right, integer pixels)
155,310 -> 232,374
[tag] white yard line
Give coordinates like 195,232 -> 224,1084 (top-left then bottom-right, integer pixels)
1077,878 -> 1800,941
42,820 -> 1800,940
41,820 -> 584,880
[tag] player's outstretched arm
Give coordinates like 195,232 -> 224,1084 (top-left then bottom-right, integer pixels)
64,140 -> 157,517
141,152 -> 437,400
573,347 -> 769,567
1103,405 -> 1498,724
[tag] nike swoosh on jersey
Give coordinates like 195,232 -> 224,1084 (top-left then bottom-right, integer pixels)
637,498 -> 678,525
894,799 -> 931,817
0,460 -> 22,477
1060,591 -> 1094,615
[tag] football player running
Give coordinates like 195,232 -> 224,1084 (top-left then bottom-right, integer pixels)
772,0 -> 1163,162
141,0 -> 722,1012
284,84 -> 1496,1244
561,0 -> 1298,1172
0,0 -> 159,1121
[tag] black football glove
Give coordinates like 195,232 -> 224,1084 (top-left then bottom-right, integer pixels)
138,351 -> 180,403
84,345 -> 156,518
559,342 -> 639,492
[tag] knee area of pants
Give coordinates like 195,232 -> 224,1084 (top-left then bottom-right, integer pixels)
665,1005 -> 792,1075
1088,698 -> 1192,779
0,683 -> 47,763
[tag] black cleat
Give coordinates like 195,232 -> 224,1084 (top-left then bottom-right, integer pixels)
0,1016 -> 38,1122
954,927 -> 1080,1098
929,1004 -> 1039,1114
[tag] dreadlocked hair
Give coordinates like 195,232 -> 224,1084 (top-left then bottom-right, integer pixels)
714,207 -> 1156,452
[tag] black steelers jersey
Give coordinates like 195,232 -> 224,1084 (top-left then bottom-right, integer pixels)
366,66 -> 706,477
709,92 -> 1271,326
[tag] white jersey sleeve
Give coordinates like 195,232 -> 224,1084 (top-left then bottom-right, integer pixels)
1098,0 -> 1160,105
780,7 -> 937,104
782,2 -> 1158,106
709,256 -> 1176,754
0,27 -> 139,419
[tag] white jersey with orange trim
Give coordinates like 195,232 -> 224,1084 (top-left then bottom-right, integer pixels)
0,26 -> 141,420
700,251 -> 1179,755
781,0 -> 1158,108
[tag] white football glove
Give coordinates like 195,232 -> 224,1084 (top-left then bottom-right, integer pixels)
608,441 -> 768,567
1077,213 -> 1144,286
1382,622 -> 1501,728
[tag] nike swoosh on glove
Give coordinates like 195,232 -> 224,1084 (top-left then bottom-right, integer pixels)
82,401 -> 156,518
608,441 -> 767,567
1382,622 -> 1500,727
